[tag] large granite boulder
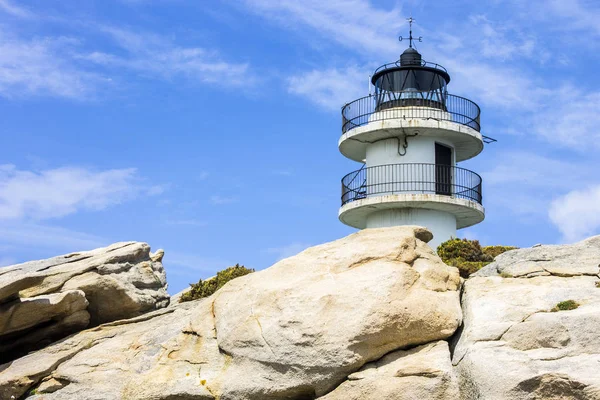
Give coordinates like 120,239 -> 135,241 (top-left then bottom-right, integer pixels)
455,236 -> 600,399
0,226 -> 462,400
0,242 -> 169,363
320,340 -> 459,400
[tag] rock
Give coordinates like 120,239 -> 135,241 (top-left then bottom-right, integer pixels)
474,235 -> 600,278
0,242 -> 169,363
0,290 -> 88,336
319,340 -> 459,400
0,291 -> 90,362
454,237 -> 600,399
0,226 -> 462,400
62,271 -> 163,326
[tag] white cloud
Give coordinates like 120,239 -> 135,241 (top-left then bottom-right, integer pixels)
197,171 -> 209,181
266,242 -> 311,261
468,15 -> 538,61
483,151 -> 585,190
0,222 -> 106,252
0,34 -> 105,99
0,165 -> 159,220
0,0 -> 34,18
531,89 -> 600,151
481,151 -> 595,219
541,0 -> 600,37
210,195 -> 238,205
237,0 -> 402,56
288,66 -> 368,110
82,26 -> 254,87
0,21 -> 253,99
271,169 -> 293,176
549,185 -> 600,243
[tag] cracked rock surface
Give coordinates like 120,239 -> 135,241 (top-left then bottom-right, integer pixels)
0,226 -> 462,400
454,235 -> 600,400
5,229 -> 598,400
0,242 -> 169,363
320,340 -> 459,400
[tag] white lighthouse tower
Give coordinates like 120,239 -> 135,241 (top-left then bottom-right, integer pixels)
338,20 -> 488,249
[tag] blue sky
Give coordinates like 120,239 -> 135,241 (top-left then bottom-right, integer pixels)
2,0 -> 600,294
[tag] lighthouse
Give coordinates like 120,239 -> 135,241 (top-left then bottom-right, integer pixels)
338,19 -> 489,249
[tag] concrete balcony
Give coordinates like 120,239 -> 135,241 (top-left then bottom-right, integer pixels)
339,95 -> 485,163
339,163 -> 485,230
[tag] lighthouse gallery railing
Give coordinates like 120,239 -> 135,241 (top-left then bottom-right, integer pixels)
341,163 -> 482,206
342,94 -> 481,133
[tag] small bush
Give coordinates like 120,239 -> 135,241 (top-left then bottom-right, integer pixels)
596,281 -> 600,288
482,245 -> 518,259
551,300 -> 580,312
180,264 -> 254,303
437,238 -> 492,278
437,238 -> 492,264
500,272 -> 512,278
437,239 -> 518,278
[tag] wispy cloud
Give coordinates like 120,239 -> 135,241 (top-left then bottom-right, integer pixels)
482,151 -> 598,227
0,222 -> 107,252
531,89 -> 600,151
467,15 -> 539,62
540,0 -> 600,37
210,195 -> 239,205
549,184 -> 600,243
0,164 -> 160,220
288,66 -> 368,110
237,0 -> 403,56
271,169 -> 293,176
0,17 -> 254,100
0,33 -> 106,99
0,0 -> 34,18
81,26 -> 254,88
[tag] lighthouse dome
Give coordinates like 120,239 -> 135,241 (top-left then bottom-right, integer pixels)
400,47 -> 422,65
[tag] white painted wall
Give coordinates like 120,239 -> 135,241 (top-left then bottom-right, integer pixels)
364,136 -> 456,197
365,136 -> 455,167
365,208 -> 457,249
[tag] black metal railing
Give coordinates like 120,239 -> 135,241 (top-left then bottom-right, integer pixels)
341,163 -> 482,206
373,59 -> 448,75
342,94 -> 481,133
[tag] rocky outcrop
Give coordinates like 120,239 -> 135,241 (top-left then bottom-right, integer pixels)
455,236 -> 600,400
474,235 -> 600,278
320,340 -> 459,400
0,226 -> 462,400
0,242 -> 169,363
3,228 -> 598,400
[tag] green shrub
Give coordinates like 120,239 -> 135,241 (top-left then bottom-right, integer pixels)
551,300 -> 579,312
437,238 -> 491,278
482,245 -> 518,259
437,238 -> 492,264
437,239 -> 517,278
180,264 -> 254,303
596,281 -> 600,288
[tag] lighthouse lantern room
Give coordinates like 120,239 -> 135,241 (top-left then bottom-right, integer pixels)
338,18 -> 488,249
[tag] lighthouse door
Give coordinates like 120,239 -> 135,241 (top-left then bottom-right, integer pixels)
435,143 -> 452,196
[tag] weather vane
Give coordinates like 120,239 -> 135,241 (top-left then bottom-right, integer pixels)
399,17 -> 422,48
